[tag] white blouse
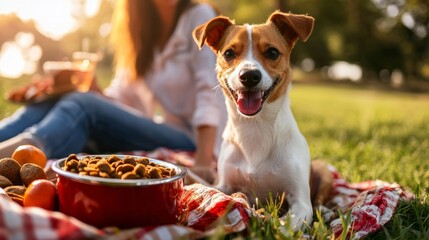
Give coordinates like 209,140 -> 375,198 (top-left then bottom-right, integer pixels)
104,3 -> 227,155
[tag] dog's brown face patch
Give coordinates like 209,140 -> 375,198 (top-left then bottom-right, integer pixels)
215,26 -> 250,102
251,24 -> 293,103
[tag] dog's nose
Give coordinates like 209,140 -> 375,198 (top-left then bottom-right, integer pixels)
239,69 -> 261,88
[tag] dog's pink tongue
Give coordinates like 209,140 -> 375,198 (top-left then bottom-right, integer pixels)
237,90 -> 262,115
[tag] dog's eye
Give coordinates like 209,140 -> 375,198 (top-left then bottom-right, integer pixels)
223,49 -> 236,61
264,47 -> 280,60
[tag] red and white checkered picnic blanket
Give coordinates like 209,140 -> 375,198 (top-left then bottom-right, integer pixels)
0,148 -> 414,239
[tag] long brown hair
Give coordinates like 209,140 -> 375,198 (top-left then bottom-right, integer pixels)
110,0 -> 194,80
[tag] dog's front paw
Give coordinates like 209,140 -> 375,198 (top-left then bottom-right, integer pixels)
214,183 -> 232,195
280,203 -> 313,231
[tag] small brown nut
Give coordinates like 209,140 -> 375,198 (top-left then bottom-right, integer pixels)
0,175 -> 13,189
20,163 -> 47,186
121,172 -> 140,180
0,158 -> 22,185
4,185 -> 26,196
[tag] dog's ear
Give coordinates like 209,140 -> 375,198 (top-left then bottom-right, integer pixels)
268,11 -> 314,45
193,16 -> 234,52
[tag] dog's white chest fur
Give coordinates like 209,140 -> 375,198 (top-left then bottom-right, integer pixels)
217,93 -> 311,204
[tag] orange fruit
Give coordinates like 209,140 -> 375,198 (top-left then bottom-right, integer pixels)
11,145 -> 47,168
23,179 -> 57,211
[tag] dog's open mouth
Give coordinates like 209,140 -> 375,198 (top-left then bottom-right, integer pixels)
227,78 -> 278,116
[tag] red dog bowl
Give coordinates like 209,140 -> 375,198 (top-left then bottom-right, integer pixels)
52,155 -> 186,229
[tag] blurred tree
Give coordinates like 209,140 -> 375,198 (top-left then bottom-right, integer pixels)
0,15 -> 68,73
213,0 -> 429,81
1,0 -> 427,82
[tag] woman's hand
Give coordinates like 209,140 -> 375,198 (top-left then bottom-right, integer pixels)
88,75 -> 103,93
192,125 -> 218,185
190,161 -> 217,185
6,74 -> 53,102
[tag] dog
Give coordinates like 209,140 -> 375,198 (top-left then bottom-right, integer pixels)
193,11 -> 330,229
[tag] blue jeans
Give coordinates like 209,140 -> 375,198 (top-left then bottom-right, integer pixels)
0,92 -> 195,158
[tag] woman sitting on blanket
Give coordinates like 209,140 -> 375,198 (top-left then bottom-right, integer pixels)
0,0 -> 226,184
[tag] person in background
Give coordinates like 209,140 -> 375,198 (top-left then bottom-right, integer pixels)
0,0 -> 225,183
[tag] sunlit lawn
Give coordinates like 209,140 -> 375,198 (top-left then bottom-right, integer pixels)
290,82 -> 429,239
291,82 -> 429,190
0,76 -> 428,239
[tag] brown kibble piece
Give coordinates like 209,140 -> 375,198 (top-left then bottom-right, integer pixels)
111,161 -> 123,169
61,155 -> 175,180
66,159 -> 79,168
99,172 -> 110,178
4,185 -> 27,196
96,161 -> 113,174
77,161 -> 87,169
20,163 -> 48,186
0,158 -> 22,185
84,167 -> 99,172
66,154 -> 79,161
116,164 -> 134,174
123,156 -> 136,166
133,164 -> 146,177
147,166 -> 162,179
0,175 -> 13,189
137,157 -> 150,165
107,155 -> 121,164
121,172 -> 140,180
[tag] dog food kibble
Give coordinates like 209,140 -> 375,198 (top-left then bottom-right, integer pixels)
62,154 -> 176,179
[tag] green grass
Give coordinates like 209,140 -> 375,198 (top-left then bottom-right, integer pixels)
0,78 -> 428,239
291,83 -> 429,239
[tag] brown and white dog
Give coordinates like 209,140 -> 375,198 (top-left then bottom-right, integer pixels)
193,11 -> 326,229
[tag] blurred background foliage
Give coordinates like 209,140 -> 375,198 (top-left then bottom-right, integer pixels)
0,0 -> 428,90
